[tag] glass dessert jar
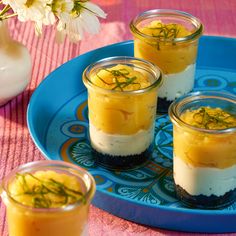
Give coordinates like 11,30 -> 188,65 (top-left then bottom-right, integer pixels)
83,56 -> 162,170
130,9 -> 203,113
0,160 -> 96,236
169,91 -> 236,209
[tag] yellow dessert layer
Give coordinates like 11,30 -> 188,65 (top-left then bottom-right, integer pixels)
174,107 -> 236,169
141,20 -> 192,39
91,64 -> 151,91
181,107 -> 236,129
134,20 -> 197,74
5,170 -> 89,236
88,64 -> 157,135
8,170 -> 85,208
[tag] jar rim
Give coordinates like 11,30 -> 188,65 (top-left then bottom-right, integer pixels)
130,9 -> 203,43
82,56 -> 163,94
168,91 -> 236,134
1,160 -> 96,212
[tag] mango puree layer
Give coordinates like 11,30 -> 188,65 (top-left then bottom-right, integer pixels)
134,21 -> 198,74
5,171 -> 88,236
88,65 -> 158,135
174,107 -> 236,169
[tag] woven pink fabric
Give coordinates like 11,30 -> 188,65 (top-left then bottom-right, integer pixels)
1,0 -> 236,235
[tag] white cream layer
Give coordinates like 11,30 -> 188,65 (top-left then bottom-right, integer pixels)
159,64 -> 195,101
174,155 -> 236,197
89,124 -> 154,156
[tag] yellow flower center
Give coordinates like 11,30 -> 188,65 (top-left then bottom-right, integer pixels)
25,0 -> 35,8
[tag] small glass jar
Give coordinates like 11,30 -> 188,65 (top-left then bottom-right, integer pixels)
169,91 -> 236,209
0,161 -> 96,236
83,56 -> 162,170
130,9 -> 203,113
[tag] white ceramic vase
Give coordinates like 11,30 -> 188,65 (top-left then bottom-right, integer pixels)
0,20 -> 31,106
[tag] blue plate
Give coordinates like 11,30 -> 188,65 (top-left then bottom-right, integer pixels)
27,36 -> 236,233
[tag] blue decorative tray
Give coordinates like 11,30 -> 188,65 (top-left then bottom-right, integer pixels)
27,36 -> 236,233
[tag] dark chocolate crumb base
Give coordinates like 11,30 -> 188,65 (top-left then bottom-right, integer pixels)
92,146 -> 152,171
157,97 -> 173,114
175,184 -> 236,209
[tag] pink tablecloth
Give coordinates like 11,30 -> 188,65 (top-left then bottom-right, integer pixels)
1,0 -> 236,235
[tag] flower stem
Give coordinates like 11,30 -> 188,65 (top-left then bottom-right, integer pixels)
1,13 -> 18,20
0,4 -> 11,17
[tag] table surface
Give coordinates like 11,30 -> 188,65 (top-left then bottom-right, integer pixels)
1,0 -> 236,235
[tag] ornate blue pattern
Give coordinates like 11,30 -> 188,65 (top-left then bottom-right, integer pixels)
28,38 -> 236,232
56,66 -> 236,210
59,107 -> 177,205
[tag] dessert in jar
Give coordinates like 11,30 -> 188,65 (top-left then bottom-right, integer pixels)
0,161 -> 96,236
83,56 -> 162,170
169,91 -> 236,209
130,9 -> 203,113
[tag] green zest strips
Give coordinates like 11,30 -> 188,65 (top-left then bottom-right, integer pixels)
96,68 -> 141,91
193,107 -> 235,129
14,173 -> 85,208
145,23 -> 180,50
148,23 -> 179,40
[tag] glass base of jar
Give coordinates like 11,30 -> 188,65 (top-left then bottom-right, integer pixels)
157,97 -> 173,114
92,146 -> 152,171
175,184 -> 236,209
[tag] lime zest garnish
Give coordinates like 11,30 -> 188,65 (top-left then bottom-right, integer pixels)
192,107 -> 236,129
13,172 -> 85,208
96,68 -> 141,91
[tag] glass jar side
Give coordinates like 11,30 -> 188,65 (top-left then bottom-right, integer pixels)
1,161 -> 96,236
130,9 -> 203,44
169,91 -> 236,209
82,56 -> 163,170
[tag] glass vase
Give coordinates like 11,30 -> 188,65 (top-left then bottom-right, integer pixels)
0,20 -> 31,106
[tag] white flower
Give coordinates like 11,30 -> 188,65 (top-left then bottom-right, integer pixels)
4,0 -> 53,22
2,0 -> 55,34
56,1 -> 107,42
0,0 -> 107,42
51,0 -> 73,14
